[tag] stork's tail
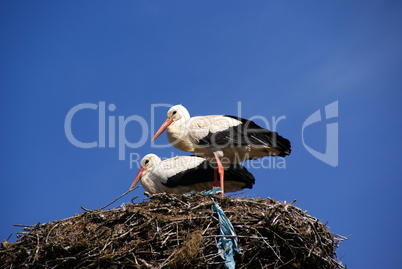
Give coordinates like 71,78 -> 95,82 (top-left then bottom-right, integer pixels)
271,132 -> 291,157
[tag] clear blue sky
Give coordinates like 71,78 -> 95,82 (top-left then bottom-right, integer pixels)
1,1 -> 401,268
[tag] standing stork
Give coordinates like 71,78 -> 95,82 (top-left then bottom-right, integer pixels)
129,154 -> 255,194
151,104 -> 291,196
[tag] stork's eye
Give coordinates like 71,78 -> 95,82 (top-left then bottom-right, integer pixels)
172,110 -> 177,115
145,160 -> 149,165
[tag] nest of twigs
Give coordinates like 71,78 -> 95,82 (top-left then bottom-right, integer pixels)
0,192 -> 345,268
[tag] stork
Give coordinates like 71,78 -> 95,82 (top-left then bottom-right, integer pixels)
151,104 -> 291,196
129,154 -> 255,194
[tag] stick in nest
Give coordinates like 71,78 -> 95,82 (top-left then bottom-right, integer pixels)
80,186 -> 139,212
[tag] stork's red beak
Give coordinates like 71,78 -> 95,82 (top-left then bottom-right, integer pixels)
152,118 -> 173,142
129,167 -> 146,191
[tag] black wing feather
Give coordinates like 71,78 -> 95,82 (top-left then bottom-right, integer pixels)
198,115 -> 291,156
163,160 -> 255,189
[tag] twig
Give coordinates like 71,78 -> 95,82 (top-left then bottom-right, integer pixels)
45,223 -> 59,244
81,186 -> 138,212
33,233 -> 40,262
131,195 -> 139,203
6,233 -> 13,241
14,222 -> 41,229
158,249 -> 177,269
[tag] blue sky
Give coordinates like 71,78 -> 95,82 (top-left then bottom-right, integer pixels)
1,1 -> 401,268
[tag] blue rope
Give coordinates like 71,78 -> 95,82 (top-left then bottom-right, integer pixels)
203,187 -> 242,269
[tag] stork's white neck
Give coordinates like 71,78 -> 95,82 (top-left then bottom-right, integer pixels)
141,173 -> 160,193
166,118 -> 195,153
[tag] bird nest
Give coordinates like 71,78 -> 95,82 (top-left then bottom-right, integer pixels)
0,192 -> 346,268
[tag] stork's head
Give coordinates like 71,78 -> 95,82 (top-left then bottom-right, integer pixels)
152,104 -> 190,142
129,154 -> 161,190
167,104 -> 189,121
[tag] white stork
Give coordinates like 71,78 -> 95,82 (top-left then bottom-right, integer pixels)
129,154 -> 255,194
151,104 -> 291,196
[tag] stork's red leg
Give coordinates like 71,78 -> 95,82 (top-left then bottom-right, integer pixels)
213,168 -> 218,188
213,153 -> 225,197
